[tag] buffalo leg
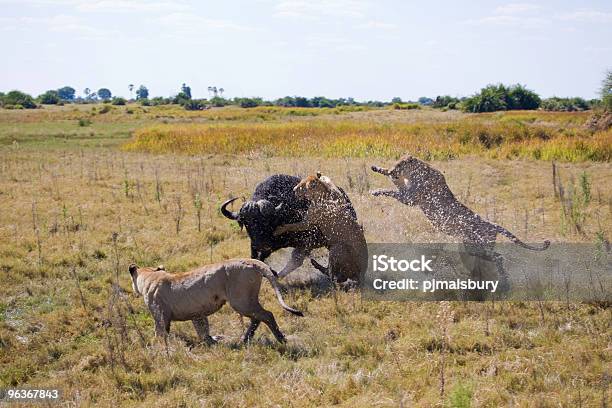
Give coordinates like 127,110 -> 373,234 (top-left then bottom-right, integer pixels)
251,244 -> 271,262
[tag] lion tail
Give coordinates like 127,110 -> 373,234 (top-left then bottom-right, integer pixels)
496,226 -> 550,251
258,264 -> 304,317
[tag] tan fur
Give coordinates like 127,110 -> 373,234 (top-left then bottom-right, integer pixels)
274,174 -> 368,283
371,154 -> 550,250
128,259 -> 302,345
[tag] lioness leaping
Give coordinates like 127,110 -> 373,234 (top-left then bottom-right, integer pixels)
370,154 -> 550,251
128,259 -> 303,345
274,173 -> 368,283
370,155 -> 550,294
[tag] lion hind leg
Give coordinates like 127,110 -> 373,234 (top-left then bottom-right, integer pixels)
239,305 -> 286,344
242,319 -> 261,344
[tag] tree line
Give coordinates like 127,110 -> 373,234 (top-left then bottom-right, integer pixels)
1,72 -> 610,113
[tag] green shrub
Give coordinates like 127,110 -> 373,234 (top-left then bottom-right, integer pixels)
3,90 -> 36,109
447,382 -> 473,408
236,97 -> 263,108
463,84 -> 540,113
111,97 -> 126,106
209,96 -> 228,107
541,97 -> 590,111
182,100 -> 204,110
39,90 -> 60,105
150,97 -> 171,106
393,102 -> 420,110
78,118 -> 92,127
433,95 -> 460,109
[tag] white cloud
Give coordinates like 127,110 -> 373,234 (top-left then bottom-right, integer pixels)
469,3 -> 612,28
0,14 -> 112,38
273,0 -> 369,20
158,12 -> 251,31
495,3 -> 541,15
557,10 -> 612,23
0,0 -> 191,13
357,20 -> 396,30
155,12 -> 253,41
78,0 -> 190,13
306,35 -> 365,52
465,15 -> 549,28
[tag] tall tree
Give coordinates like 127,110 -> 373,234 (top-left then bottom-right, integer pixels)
602,70 -> 612,110
181,83 -> 192,99
128,84 -> 134,99
219,88 -> 224,97
135,85 -> 149,100
57,86 -> 76,101
97,88 -> 112,101
83,88 -> 91,99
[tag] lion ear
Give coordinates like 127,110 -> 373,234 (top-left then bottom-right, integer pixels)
316,172 -> 321,179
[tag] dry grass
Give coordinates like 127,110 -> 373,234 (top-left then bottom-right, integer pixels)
0,106 -> 610,407
0,104 -> 372,124
124,118 -> 611,162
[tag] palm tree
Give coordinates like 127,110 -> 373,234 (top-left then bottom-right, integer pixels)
207,86 -> 213,97
128,84 -> 134,100
219,88 -> 224,97
83,88 -> 90,100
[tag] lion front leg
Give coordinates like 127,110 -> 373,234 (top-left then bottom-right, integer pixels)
192,316 -> 217,345
146,300 -> 171,338
371,188 -> 417,206
152,310 -> 171,338
273,221 -> 310,236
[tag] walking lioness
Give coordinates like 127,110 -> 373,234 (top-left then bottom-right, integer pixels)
128,259 -> 303,345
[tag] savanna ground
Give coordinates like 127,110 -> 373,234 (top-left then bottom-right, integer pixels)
0,104 -> 610,407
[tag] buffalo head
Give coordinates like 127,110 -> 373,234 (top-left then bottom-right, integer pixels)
221,197 -> 283,231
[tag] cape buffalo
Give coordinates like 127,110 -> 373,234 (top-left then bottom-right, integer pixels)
221,174 -> 328,278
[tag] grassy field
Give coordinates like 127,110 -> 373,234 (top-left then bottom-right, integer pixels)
0,105 -> 610,407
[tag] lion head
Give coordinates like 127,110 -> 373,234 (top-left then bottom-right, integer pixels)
293,172 -> 343,202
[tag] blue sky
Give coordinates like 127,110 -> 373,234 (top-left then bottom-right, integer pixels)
1,0 -> 611,100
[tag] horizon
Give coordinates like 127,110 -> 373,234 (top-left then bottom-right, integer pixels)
1,0 -> 611,101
